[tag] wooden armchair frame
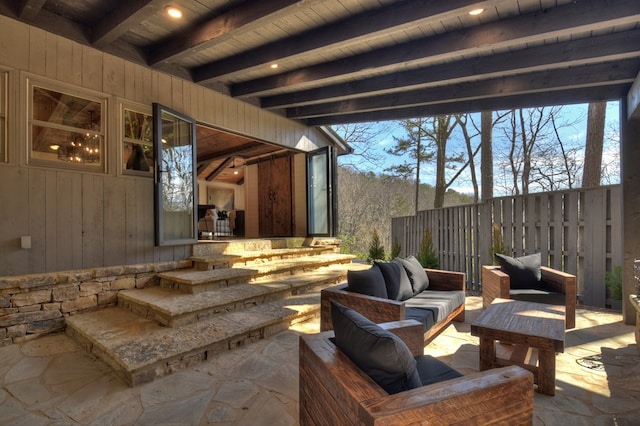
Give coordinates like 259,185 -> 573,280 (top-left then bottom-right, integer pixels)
482,265 -> 576,329
320,268 -> 466,345
299,320 -> 534,425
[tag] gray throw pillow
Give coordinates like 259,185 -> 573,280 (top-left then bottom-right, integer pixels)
399,256 -> 430,295
331,301 -> 422,394
494,252 -> 544,290
375,260 -> 413,301
347,264 -> 388,298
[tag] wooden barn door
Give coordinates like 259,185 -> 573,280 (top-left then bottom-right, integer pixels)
258,156 -> 293,237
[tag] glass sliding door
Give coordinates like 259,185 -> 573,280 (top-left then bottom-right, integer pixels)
153,103 -> 197,246
307,146 -> 336,236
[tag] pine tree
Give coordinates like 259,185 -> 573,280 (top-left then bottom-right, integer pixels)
367,229 -> 385,263
416,227 -> 439,269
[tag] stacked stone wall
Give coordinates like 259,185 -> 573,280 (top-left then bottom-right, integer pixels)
0,260 -> 191,345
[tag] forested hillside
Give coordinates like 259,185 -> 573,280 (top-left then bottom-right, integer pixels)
337,165 -> 473,258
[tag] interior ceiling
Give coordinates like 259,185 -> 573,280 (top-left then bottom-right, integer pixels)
4,0 -> 639,183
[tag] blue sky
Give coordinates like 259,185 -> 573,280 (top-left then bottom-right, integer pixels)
344,101 -> 621,196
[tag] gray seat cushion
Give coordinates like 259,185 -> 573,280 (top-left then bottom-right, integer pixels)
405,290 -> 465,323
398,256 -> 430,294
495,252 -> 545,290
415,354 -> 463,386
405,307 -> 436,331
376,260 -> 413,301
347,264 -> 388,298
330,301 -> 422,394
510,289 -> 566,306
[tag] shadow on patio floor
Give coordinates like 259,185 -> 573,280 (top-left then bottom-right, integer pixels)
0,296 -> 638,425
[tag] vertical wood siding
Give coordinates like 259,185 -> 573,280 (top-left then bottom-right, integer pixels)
392,186 -> 622,308
0,15 -> 332,276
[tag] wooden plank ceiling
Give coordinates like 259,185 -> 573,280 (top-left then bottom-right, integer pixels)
3,0 -> 640,182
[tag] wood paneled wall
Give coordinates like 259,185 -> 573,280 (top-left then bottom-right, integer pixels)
0,15 -> 331,276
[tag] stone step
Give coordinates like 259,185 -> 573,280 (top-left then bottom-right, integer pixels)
158,267 -> 257,294
158,253 -> 355,294
190,246 -> 334,271
64,238 -> 364,387
66,292 -> 325,387
189,254 -> 241,271
190,237 -> 331,258
118,264 -> 363,327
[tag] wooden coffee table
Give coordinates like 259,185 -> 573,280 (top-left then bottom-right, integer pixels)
470,298 -> 565,395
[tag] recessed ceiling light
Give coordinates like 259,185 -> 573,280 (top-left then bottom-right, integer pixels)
165,6 -> 183,19
469,8 -> 484,16
270,63 -> 279,69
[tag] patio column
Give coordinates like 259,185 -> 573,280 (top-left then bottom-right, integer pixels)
621,92 -> 640,325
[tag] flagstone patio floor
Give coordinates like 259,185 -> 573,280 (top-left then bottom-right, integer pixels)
1,296 -> 639,425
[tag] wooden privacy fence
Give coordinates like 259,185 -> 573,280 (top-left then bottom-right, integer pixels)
391,185 -> 622,308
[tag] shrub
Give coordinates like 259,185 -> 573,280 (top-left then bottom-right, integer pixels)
367,229 -> 385,263
606,266 -> 623,300
416,227 -> 439,269
390,237 -> 401,260
490,224 -> 508,264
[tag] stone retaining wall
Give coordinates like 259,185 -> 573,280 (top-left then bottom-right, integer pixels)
0,260 -> 192,346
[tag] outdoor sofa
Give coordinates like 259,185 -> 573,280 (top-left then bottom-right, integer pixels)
320,256 -> 466,345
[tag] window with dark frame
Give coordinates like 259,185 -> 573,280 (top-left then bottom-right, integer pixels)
122,107 -> 153,175
29,83 -> 105,170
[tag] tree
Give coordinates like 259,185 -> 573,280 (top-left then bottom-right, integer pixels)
582,101 -> 606,188
495,107 -> 559,195
332,122 -> 393,171
367,229 -> 385,262
416,227 -> 439,269
386,116 -> 463,210
480,111 -> 494,202
385,118 -> 434,213
336,165 -> 473,259
426,115 -> 463,208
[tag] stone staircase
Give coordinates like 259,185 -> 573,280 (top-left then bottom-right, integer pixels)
65,239 -> 366,386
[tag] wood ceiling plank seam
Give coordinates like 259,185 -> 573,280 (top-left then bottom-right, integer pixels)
228,0 -> 640,97
146,0 -> 327,66
92,0 -> 167,48
286,59 -> 640,119
191,0 -> 512,83
305,83 -> 630,126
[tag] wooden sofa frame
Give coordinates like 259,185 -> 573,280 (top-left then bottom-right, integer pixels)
482,265 -> 576,329
299,320 -> 534,425
320,268 -> 466,345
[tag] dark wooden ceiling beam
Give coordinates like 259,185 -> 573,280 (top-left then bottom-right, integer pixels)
262,29 -> 640,109
204,157 -> 233,181
288,60 -> 640,119
146,0 -> 304,66
19,0 -> 45,20
92,0 -> 165,48
192,0 -> 509,82
306,84 -> 631,126
17,7 -> 90,43
230,0 -> 640,97
629,72 -> 640,120
196,142 -> 262,166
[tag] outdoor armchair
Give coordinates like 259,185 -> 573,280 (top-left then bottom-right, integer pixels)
482,262 -> 576,329
299,318 -> 534,425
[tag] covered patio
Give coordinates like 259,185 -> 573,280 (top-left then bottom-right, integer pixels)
2,0 -> 639,324
0,1 -> 639,424
1,296 -> 637,424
